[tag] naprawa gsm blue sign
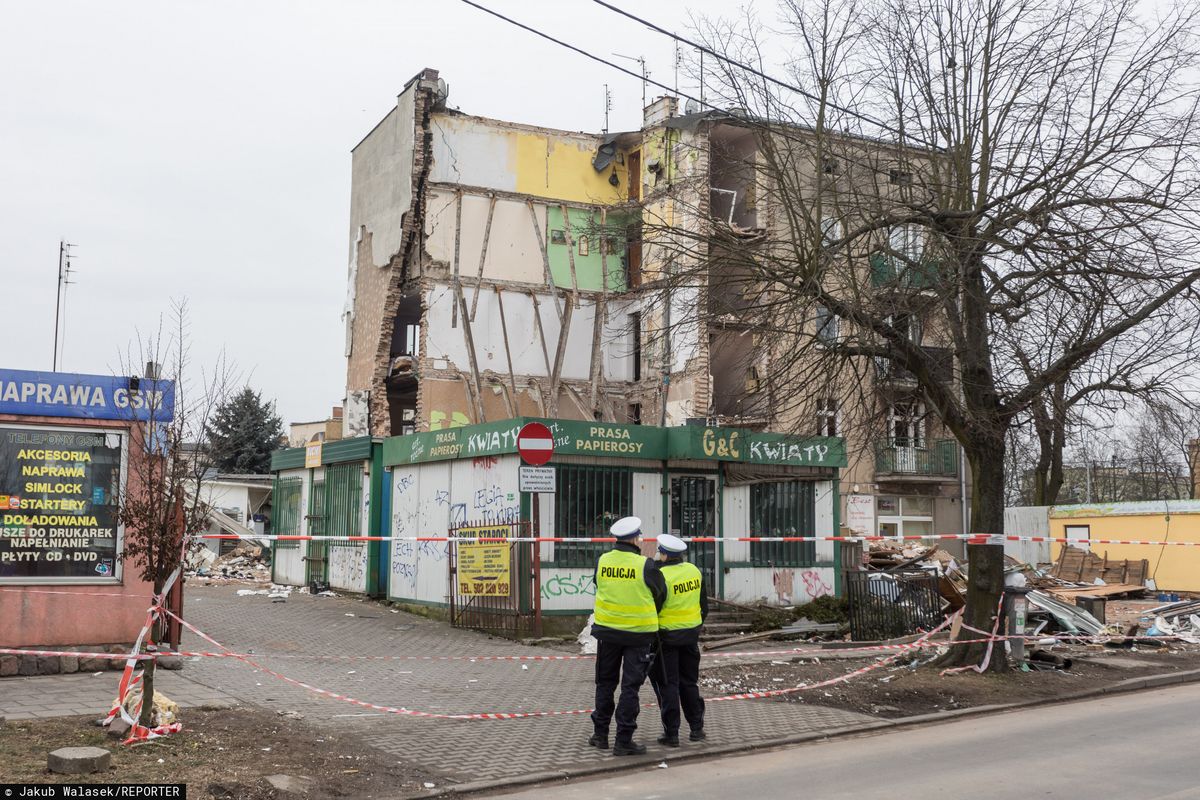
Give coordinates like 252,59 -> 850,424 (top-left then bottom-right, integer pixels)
0,369 -> 175,422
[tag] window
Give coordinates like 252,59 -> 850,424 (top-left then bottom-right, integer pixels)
745,365 -> 762,394
578,235 -> 589,256
816,398 -> 838,437
550,229 -> 567,245
273,476 -> 303,549
876,495 -> 934,539
750,481 -> 816,566
553,465 -> 633,567
629,311 -> 642,381
885,313 -> 922,345
821,158 -> 839,175
819,215 -> 842,245
888,224 -> 924,261
816,305 -> 838,342
888,401 -> 926,448
889,169 -> 913,186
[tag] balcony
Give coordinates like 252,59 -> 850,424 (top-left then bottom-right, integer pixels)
870,252 -> 940,290
875,438 -> 959,478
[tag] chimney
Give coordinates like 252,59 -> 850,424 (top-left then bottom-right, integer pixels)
643,96 -> 679,128
332,406 -> 344,420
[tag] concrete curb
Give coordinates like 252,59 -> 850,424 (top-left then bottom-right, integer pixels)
403,667 -> 1200,799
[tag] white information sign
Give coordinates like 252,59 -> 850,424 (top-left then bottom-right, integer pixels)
846,494 -> 876,536
519,466 -> 556,494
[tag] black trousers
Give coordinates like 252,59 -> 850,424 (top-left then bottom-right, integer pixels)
591,640 -> 654,743
649,641 -> 705,736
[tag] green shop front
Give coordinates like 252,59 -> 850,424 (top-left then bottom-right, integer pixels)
269,436 -> 385,595
381,419 -> 845,616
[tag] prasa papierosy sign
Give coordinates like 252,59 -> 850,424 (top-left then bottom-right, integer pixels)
0,368 -> 175,422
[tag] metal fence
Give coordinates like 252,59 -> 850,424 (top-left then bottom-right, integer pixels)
845,569 -> 944,641
448,521 -> 542,639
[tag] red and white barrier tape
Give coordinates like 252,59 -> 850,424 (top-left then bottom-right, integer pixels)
200,532 -> 1200,547
152,608 -> 959,720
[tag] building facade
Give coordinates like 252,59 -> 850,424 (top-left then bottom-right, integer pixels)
343,68 -> 970,556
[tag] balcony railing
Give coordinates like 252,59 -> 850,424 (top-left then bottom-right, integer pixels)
875,438 -> 959,477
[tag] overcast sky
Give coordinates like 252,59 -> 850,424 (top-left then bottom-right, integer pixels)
0,0 -> 748,426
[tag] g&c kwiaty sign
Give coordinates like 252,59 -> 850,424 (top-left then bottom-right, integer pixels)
0,369 -> 175,422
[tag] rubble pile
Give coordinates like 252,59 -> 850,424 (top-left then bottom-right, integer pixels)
187,542 -> 271,583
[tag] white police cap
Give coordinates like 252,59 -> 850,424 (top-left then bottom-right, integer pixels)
610,516 -> 643,539
657,533 -> 687,554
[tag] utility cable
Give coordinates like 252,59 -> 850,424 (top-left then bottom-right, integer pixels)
587,0 -> 925,146
458,0 -> 934,150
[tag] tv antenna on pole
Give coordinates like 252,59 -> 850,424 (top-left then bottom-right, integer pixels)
53,240 -> 77,371
611,52 -> 648,109
603,84 -> 612,134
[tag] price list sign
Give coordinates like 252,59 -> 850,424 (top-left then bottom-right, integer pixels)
0,426 -> 124,582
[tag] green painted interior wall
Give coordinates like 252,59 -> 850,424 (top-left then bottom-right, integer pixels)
545,206 -> 630,292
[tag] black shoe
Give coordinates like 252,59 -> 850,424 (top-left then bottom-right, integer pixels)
689,728 -> 706,742
657,734 -> 680,747
588,734 -> 609,749
613,741 -> 647,756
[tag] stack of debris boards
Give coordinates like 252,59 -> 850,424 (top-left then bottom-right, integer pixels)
1047,545 -> 1148,599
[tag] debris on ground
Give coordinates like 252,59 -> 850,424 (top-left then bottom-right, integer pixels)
188,543 -> 271,583
111,688 -> 180,728
577,614 -> 598,655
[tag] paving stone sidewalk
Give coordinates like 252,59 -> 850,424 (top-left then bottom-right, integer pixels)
174,584 -> 874,785
0,671 -> 235,721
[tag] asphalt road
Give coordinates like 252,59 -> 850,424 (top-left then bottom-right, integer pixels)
490,683 -> 1200,799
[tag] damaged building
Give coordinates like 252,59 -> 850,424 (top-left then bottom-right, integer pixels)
343,68 -> 970,549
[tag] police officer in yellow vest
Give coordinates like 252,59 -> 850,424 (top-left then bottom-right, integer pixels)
648,534 -> 707,747
590,516 -> 667,756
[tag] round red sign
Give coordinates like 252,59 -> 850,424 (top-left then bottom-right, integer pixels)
517,422 -> 555,466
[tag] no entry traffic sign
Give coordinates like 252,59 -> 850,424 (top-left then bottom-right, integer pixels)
517,422 -> 554,466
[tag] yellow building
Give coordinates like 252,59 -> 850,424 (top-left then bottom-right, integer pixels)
1049,500 -> 1200,592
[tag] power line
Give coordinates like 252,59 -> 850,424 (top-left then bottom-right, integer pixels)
588,0 -> 931,147
458,0 -> 933,150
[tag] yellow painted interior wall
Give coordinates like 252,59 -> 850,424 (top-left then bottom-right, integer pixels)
513,132 -> 625,205
1049,512 -> 1200,591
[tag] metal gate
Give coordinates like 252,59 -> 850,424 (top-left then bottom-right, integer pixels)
845,569 -> 944,641
304,480 -> 328,590
448,521 -> 542,639
670,476 -> 718,593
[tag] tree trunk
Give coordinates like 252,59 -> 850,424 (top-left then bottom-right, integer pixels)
137,609 -> 163,727
937,446 -> 1008,671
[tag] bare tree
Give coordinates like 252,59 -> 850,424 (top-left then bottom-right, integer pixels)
115,301 -> 234,726
643,0 -> 1200,669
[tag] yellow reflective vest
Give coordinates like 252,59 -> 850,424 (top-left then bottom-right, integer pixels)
658,561 -> 703,631
594,549 -> 658,633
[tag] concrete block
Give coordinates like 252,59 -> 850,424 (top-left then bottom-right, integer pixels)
47,746 -> 111,774
18,655 -> 39,676
106,718 -> 132,739
61,655 -> 79,673
265,774 -> 315,795
38,656 -> 61,675
0,655 -> 18,676
157,656 -> 183,671
78,657 -> 107,672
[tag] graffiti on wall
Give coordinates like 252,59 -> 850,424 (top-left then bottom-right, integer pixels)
772,568 -> 795,604
472,484 -> 519,525
330,544 -> 367,589
801,569 -> 833,598
541,572 -> 595,600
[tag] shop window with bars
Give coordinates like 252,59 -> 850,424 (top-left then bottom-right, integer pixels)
553,465 -> 633,568
749,480 -> 816,566
272,477 -> 303,550
325,463 -> 363,547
